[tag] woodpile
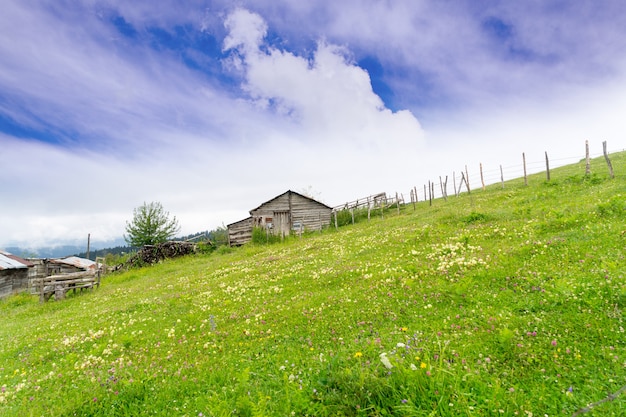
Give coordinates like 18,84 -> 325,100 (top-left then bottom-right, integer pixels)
122,241 -> 196,269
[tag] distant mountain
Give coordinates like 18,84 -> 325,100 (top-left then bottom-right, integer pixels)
3,230 -> 225,260
3,237 -> 128,259
4,245 -> 83,259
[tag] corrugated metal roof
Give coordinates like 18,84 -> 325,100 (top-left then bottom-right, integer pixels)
50,256 -> 98,270
0,250 -> 32,270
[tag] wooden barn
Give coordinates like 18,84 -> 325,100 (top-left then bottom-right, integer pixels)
228,190 -> 332,246
0,251 -> 34,299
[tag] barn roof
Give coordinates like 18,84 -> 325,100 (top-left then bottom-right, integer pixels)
226,217 -> 252,228
0,250 -> 34,270
249,190 -> 332,213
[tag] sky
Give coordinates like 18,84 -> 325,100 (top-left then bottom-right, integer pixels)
2,0 -> 626,249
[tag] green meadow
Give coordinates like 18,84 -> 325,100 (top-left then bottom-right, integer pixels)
1,154 -> 625,416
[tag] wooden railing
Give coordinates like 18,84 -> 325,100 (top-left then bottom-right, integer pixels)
38,270 -> 101,302
331,192 -> 388,212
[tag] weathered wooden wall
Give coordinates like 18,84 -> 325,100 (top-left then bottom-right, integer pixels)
249,191 -> 331,236
0,269 -> 29,299
228,217 -> 253,246
290,193 -> 332,232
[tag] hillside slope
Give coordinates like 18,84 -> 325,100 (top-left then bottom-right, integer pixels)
1,153 -> 625,416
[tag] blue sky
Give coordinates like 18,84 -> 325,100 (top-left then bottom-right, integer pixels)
2,0 -> 626,248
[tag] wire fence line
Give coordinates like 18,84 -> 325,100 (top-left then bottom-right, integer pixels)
331,141 -> 622,219
405,141 -> 622,203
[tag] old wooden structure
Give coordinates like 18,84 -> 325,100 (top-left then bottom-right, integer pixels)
228,190 -> 332,246
38,270 -> 101,302
227,217 -> 253,247
31,257 -> 103,302
0,251 -> 34,299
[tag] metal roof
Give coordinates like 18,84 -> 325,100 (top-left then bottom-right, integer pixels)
0,250 -> 33,270
50,256 -> 98,270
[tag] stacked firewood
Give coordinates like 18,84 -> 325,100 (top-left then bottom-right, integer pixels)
122,241 -> 197,268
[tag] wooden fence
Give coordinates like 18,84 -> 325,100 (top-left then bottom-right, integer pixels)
410,140 -> 618,203
37,270 -> 101,302
332,192 -> 405,227
331,141 -> 620,224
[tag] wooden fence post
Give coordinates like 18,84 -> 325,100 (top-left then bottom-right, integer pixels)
480,163 -> 485,190
439,175 -> 448,201
603,141 -> 614,178
523,152 -> 528,186
428,181 -> 432,206
453,171 -> 458,196
545,152 -> 550,181
461,171 -> 471,194
585,140 -> 591,175
334,210 -> 338,230
465,165 -> 470,192
500,165 -> 504,188
424,184 -> 427,202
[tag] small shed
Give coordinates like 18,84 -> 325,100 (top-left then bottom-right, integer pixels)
228,190 -> 333,246
0,251 -> 34,299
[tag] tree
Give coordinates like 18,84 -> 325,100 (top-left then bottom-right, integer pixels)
124,202 -> 181,247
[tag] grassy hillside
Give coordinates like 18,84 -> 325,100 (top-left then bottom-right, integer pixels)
1,153 -> 625,417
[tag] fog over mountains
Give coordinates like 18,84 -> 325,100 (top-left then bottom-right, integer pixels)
3,237 -> 128,259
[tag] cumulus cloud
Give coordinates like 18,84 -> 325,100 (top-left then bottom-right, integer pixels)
222,8 -> 424,151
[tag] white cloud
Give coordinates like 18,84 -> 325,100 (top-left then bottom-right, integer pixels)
222,8 -> 424,151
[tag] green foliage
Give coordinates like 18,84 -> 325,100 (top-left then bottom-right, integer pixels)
124,201 -> 181,247
215,245 -> 234,255
195,241 -> 215,254
461,211 -> 490,224
596,195 -> 625,218
251,226 -> 283,244
1,152 -> 625,416
209,226 -> 229,247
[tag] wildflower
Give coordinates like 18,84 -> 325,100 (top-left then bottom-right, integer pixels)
396,343 -> 406,348
410,363 -> 417,370
380,353 -> 393,369
401,399 -> 408,403
551,339 -> 557,346
420,362 -> 427,369
354,352 -> 363,358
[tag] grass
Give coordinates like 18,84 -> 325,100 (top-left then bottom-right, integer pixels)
1,153 -> 625,416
